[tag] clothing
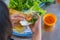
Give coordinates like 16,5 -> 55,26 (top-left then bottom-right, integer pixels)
8,38 -> 14,40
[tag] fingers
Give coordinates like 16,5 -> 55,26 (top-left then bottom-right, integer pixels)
37,14 -> 41,27
11,13 -> 25,19
37,15 -> 41,33
10,13 -> 25,24
33,15 -> 41,33
19,14 -> 25,18
37,14 -> 41,19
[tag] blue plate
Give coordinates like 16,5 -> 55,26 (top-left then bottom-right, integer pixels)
12,31 -> 32,37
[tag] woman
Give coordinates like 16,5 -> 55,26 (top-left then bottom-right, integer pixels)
0,1 -> 13,40
0,0 -> 41,40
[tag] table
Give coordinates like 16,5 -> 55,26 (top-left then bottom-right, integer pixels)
12,35 -> 31,40
42,3 -> 60,40
3,0 -> 60,40
12,3 -> 60,40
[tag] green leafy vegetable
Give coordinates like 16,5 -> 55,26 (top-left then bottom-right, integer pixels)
27,2 -> 46,16
27,2 -> 47,24
9,0 -> 47,24
40,0 -> 54,2
9,0 -> 42,11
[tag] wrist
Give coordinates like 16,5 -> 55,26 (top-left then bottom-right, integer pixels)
32,32 -> 41,40
32,29 -> 41,40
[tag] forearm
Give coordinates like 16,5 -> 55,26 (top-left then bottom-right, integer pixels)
32,31 -> 41,40
32,15 -> 41,40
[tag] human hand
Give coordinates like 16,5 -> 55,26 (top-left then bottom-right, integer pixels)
30,15 -> 41,40
10,13 -> 41,34
10,13 -> 25,23
10,13 -> 25,27
30,14 -> 41,34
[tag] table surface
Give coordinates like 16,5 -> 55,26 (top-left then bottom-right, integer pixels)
12,3 -> 60,40
12,35 -> 32,40
2,0 -> 60,40
42,3 -> 60,40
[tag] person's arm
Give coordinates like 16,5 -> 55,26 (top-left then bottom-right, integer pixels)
10,13 -> 41,40
32,22 -> 41,40
32,25 -> 41,40
31,15 -> 41,40
32,32 -> 41,40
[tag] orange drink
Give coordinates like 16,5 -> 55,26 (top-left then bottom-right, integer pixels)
43,13 -> 57,32
57,0 -> 60,4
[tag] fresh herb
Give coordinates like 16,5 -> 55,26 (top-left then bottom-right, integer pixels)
27,2 -> 46,24
27,2 -> 46,16
9,0 -> 42,11
9,0 -> 47,24
40,0 -> 54,2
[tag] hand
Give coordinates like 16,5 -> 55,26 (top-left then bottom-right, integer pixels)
30,15 -> 41,34
10,13 -> 25,23
30,15 -> 41,40
10,13 -> 41,33
10,13 -> 25,26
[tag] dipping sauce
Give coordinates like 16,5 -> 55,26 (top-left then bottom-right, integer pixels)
57,0 -> 60,4
43,13 -> 57,26
43,13 -> 57,32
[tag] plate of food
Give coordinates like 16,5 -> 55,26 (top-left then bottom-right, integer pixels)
9,0 -> 46,37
